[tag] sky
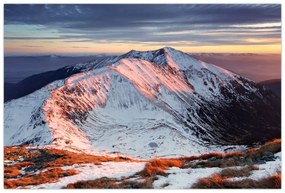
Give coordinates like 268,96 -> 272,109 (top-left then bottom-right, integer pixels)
4,4 -> 281,55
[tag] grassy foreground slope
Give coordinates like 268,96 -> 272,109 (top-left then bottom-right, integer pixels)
4,139 -> 281,189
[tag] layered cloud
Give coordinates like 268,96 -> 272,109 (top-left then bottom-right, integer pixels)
4,4 -> 281,54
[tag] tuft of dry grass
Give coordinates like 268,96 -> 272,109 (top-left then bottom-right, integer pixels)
65,177 -> 153,189
220,165 -> 259,178
271,173 -> 281,187
193,173 -> 224,188
140,158 -> 183,177
260,138 -> 281,154
4,167 -> 20,178
264,138 -> 281,145
4,179 -> 17,189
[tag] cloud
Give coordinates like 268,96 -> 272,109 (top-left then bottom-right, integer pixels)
4,4 -> 281,47
71,46 -> 90,48
21,45 -> 43,47
5,37 -> 63,40
5,4 -> 280,27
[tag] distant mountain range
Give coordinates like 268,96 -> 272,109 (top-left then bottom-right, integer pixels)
258,79 -> 281,97
4,53 -> 281,102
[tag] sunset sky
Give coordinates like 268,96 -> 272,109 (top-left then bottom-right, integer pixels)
4,4 -> 281,55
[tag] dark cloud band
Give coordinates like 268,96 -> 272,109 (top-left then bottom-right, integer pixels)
4,4 -> 281,46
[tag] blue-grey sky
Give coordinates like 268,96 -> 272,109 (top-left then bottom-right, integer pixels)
4,4 -> 281,54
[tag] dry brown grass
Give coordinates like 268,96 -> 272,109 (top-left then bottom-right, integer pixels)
185,138 -> 281,169
4,168 -> 77,189
4,162 -> 35,178
271,173 -> 281,187
181,153 -> 222,162
44,148 -> 135,168
65,177 -> 153,189
180,151 -> 243,169
220,165 -> 259,178
245,138 -> 281,160
15,161 -> 35,168
4,179 -> 17,189
260,138 -> 281,153
4,146 -> 41,161
4,146 -> 137,189
193,173 -> 224,188
4,138 -> 281,189
4,146 -> 136,168
228,173 -> 281,188
181,151 -> 242,163
264,138 -> 281,145
4,167 -> 20,178
4,146 -> 136,171
192,172 -> 281,189
140,158 -> 183,176
199,152 -> 224,160
182,138 -> 281,165
190,157 -> 245,169
223,151 -> 243,158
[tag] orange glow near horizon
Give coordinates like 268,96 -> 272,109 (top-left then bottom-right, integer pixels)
4,39 -> 281,55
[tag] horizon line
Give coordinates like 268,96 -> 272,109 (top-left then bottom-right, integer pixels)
4,51 -> 281,57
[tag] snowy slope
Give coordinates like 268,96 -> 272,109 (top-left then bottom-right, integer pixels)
4,47 -> 280,158
4,80 -> 64,146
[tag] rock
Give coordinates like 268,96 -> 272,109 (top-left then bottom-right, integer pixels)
209,157 -> 220,161
257,159 -> 266,165
148,142 -> 158,148
262,151 -> 275,161
245,157 -> 254,164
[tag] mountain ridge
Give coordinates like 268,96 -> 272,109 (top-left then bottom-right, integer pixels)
4,47 -> 280,158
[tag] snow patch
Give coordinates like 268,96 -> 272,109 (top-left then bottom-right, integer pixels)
153,166 -> 221,189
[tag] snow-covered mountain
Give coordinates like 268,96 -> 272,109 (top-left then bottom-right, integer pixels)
4,47 -> 280,158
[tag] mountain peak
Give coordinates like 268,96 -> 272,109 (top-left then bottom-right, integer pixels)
162,46 -> 179,52
120,47 -> 196,69
122,47 -> 168,66
126,47 -> 180,55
